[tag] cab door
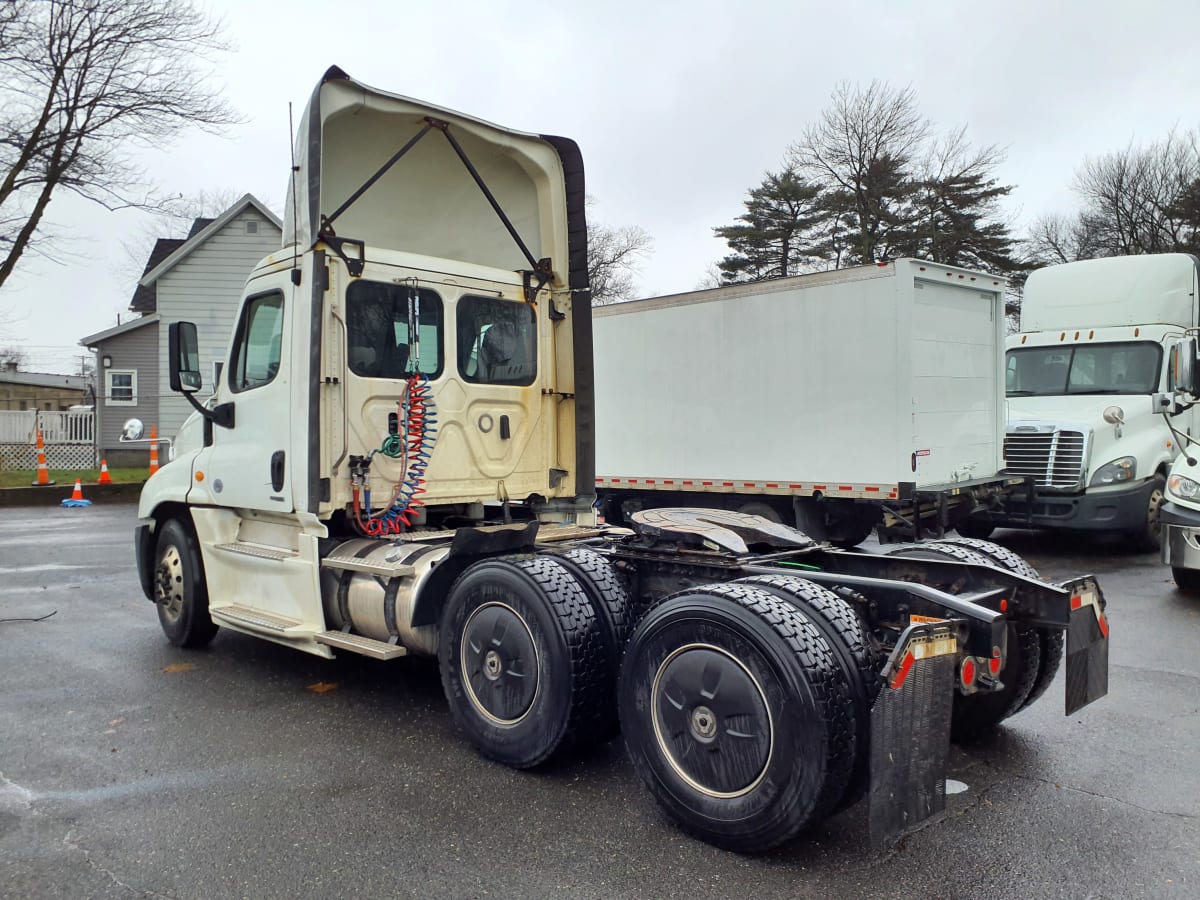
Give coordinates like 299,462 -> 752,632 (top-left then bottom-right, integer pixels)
192,286 -> 293,513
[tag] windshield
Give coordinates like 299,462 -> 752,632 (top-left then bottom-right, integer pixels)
1006,342 -> 1162,396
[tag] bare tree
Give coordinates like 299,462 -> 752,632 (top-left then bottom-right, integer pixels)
0,344 -> 28,370
789,81 -> 931,265
117,186 -> 248,284
587,210 -> 653,305
0,0 -> 239,289
1024,212 -> 1105,265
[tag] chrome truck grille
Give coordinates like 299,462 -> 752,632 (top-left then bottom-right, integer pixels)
1004,427 -> 1088,489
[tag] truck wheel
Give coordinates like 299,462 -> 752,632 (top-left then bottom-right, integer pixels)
619,582 -> 854,852
929,537 -> 1063,713
1173,566 -> 1200,593
737,574 -> 881,811
438,556 -> 606,769
885,544 -> 1042,741
153,518 -> 218,648
1129,475 -> 1166,553
955,519 -> 995,540
546,547 -> 632,740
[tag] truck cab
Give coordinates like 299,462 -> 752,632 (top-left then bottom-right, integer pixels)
963,253 -> 1200,548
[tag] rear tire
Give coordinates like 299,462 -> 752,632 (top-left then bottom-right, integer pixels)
546,547 -> 632,741
930,537 -> 1063,713
737,574 -> 880,811
885,543 -> 1042,741
619,583 -> 854,852
438,556 -> 606,769
955,519 -> 995,540
153,518 -> 218,649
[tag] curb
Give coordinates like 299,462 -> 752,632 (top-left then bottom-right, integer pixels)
0,482 -> 144,507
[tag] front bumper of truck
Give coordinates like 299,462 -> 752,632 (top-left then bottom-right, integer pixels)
967,477 -> 1156,533
1160,501 -> 1200,568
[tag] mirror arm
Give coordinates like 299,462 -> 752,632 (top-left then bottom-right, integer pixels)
182,392 -> 235,429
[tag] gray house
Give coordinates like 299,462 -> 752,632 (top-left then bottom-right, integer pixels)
81,194 -> 282,466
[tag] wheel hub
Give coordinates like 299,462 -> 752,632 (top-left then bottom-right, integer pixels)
651,643 -> 773,798
155,546 -> 184,622
460,602 -> 539,725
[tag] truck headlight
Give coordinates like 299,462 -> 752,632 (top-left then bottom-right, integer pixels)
1089,456 -> 1136,486
1168,473 -> 1200,500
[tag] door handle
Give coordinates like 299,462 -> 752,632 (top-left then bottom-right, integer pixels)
270,450 -> 285,491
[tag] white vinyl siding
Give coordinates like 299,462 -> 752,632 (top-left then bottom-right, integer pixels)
154,207 -> 282,437
106,370 -> 137,406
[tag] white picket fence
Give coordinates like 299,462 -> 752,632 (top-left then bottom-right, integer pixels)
0,409 -> 96,469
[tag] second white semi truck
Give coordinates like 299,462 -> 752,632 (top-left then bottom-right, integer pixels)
961,253 -> 1200,548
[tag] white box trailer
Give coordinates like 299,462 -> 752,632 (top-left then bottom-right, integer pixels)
593,259 -> 1011,544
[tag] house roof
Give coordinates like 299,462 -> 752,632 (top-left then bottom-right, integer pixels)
129,239 -> 185,314
138,193 -> 282,290
79,313 -> 160,347
0,371 -> 90,391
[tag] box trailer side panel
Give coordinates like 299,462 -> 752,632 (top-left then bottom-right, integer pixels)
594,268 -> 906,487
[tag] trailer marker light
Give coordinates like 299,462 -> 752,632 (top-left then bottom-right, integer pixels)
960,658 -> 977,687
1089,330 -> 1094,339
195,471 -> 204,482
1135,327 -> 1140,337
1021,335 -> 1027,344
999,598 -> 1007,611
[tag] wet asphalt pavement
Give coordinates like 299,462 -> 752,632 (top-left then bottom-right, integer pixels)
0,504 -> 1197,899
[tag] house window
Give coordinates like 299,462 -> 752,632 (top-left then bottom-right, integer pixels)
106,370 -> 137,406
246,220 -> 259,234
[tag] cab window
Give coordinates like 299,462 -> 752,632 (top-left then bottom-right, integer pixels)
346,282 -> 443,379
457,296 -> 537,386
229,292 -> 284,393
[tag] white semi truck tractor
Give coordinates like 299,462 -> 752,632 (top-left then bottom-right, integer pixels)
961,253 -> 1200,549
132,66 -> 1111,853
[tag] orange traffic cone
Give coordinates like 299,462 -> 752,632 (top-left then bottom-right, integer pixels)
98,459 -> 113,484
61,477 -> 91,507
149,426 -> 159,475
31,429 -> 55,486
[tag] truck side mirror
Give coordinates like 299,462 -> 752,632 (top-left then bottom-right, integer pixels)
169,321 -> 202,393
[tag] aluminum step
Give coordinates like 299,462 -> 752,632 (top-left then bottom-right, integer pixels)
320,557 -> 415,578
315,630 -> 407,660
214,542 -> 297,561
209,605 -> 309,635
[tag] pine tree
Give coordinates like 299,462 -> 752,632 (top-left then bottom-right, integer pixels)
713,168 -> 825,282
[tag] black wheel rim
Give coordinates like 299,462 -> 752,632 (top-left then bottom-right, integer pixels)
651,643 -> 773,798
460,602 -> 539,725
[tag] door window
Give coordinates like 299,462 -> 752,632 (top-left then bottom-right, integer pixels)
229,292 -> 285,393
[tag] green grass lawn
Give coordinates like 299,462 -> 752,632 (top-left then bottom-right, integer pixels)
0,467 -> 149,488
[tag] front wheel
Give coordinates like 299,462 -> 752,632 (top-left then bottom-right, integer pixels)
619,583 -> 853,852
1173,566 -> 1200,594
1128,475 -> 1166,553
153,518 -> 218,648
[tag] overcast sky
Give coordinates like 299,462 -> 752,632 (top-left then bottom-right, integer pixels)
4,0 -> 1200,373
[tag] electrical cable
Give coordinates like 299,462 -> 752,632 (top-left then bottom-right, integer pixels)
0,610 -> 58,623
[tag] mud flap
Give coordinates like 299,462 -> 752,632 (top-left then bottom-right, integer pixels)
868,622 -> 957,848
1064,581 -> 1109,715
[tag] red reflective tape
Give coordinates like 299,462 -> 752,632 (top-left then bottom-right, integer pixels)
682,480 -> 694,486
789,484 -> 804,490
645,479 -> 655,485
664,480 -> 674,485
702,481 -> 713,486
722,482 -> 734,487
1070,595 -> 1082,610
813,484 -> 827,491
742,482 -> 756,488
766,483 -> 779,489
865,486 -> 880,493
1098,612 -> 1110,638
839,485 -> 853,492
890,650 -> 916,689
